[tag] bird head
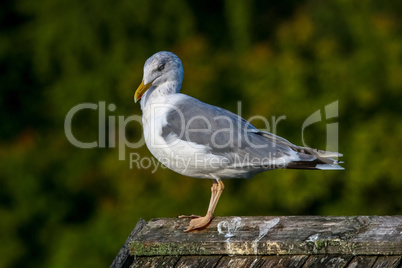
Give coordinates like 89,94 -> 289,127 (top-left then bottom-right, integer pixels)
134,51 -> 183,103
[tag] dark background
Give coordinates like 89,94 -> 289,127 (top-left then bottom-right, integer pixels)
1,0 -> 401,267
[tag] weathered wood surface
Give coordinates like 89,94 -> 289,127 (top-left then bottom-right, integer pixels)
130,216 -> 402,256
128,255 -> 401,268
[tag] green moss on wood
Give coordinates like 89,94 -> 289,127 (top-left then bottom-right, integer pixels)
130,241 -> 208,256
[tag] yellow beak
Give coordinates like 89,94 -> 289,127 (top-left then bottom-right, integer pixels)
134,80 -> 153,103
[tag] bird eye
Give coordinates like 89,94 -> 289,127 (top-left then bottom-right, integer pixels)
157,64 -> 165,71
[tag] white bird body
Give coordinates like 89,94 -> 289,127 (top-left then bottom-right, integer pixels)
141,94 -> 227,179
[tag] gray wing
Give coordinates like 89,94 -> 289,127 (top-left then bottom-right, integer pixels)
162,95 -> 343,172
161,96 -> 299,170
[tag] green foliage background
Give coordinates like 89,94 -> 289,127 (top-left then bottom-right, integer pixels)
1,0 -> 401,267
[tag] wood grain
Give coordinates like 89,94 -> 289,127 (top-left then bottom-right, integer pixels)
129,216 -> 402,256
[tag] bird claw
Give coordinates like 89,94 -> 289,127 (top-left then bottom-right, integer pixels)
183,213 -> 213,232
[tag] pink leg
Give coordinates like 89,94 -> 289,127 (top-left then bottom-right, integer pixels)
179,180 -> 224,232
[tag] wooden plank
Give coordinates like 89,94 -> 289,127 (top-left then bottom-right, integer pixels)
174,256 -> 222,268
302,255 -> 353,268
130,256 -> 163,268
158,256 -> 180,268
216,256 -> 264,267
129,216 -> 402,256
129,255 -> 180,268
260,255 -> 309,267
371,256 -> 401,268
346,256 -> 377,268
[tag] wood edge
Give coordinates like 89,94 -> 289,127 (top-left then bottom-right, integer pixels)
110,218 -> 148,268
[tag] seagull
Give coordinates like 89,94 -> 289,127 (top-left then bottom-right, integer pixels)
134,51 -> 343,232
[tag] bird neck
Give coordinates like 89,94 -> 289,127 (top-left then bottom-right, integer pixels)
140,81 -> 182,110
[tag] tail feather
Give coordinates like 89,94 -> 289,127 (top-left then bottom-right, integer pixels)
256,131 -> 344,170
286,148 -> 344,170
315,164 -> 344,170
286,159 -> 344,170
